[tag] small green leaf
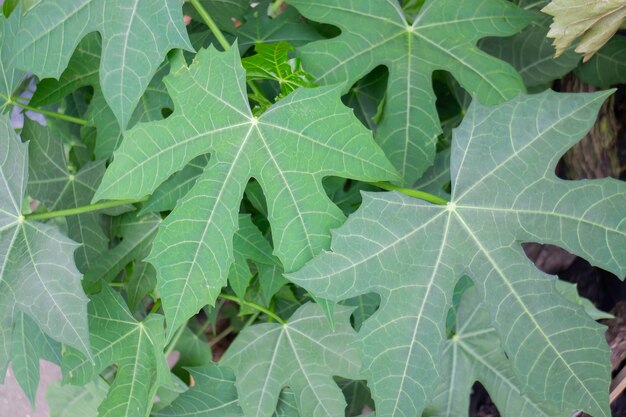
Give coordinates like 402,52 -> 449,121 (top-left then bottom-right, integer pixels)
576,35 -> 626,88
222,303 -> 361,417
0,9 -> 24,101
47,379 -> 108,417
62,286 -> 170,417
126,262 -> 157,311
242,42 -> 316,97
154,363 -> 300,417
11,312 -> 61,405
82,212 -> 161,293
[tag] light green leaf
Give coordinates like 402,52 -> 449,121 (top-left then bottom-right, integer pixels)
342,66 -> 388,132
288,0 -> 532,184
11,312 -> 61,405
140,154 -> 210,214
257,263 -> 288,307
0,9 -> 24,102
94,45 -> 398,337
82,211 -> 161,293
222,303 -> 361,417
13,0 -> 192,128
425,285 -> 561,417
229,214 -> 278,298
480,14 -> 580,89
126,261 -> 157,311
47,379 -> 108,417
23,118 -> 108,272
414,148 -> 451,199
290,90 -> 624,417
575,35 -> 626,88
30,33 -> 174,160
235,2 -> 323,52
62,286 -> 170,417
154,364 -> 300,417
242,42 -> 316,97
0,112 -> 90,379
543,0 -> 626,62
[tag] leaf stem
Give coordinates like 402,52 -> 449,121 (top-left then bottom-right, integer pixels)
164,321 -> 187,357
150,299 -> 162,314
209,325 -> 235,347
1,94 -> 88,126
25,197 -> 147,221
219,294 -> 286,325
189,0 -> 268,104
269,0 -> 286,16
370,181 -> 449,205
189,0 -> 231,51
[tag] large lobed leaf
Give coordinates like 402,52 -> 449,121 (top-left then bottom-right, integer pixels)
12,0 -> 192,128
94,45 -> 398,337
0,113 -> 91,381
290,90 -> 625,417
288,0 -> 533,184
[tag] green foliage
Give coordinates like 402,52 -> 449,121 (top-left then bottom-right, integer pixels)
288,0 -> 533,184
0,113 -> 90,379
0,2 -> 624,417
290,90 -> 624,417
12,0 -> 192,128
94,45 -> 397,337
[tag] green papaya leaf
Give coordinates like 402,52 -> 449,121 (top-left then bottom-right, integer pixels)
62,286 -> 170,417
289,90 -> 624,417
140,154 -> 210,215
0,112 -> 91,380
222,303 -> 361,417
480,13 -> 580,89
288,0 -> 533,184
576,35 -> 626,88
11,312 -> 61,405
342,66 -> 388,132
0,9 -> 24,104
242,42 -> 316,97
13,0 -> 192,128
82,211 -> 161,293
229,214 -> 278,298
47,379 -> 108,417
154,364 -> 300,417
425,285 -> 561,417
30,34 -> 173,160
94,45 -> 398,337
235,2 -> 323,52
126,261 -> 157,311
23,118 -> 108,272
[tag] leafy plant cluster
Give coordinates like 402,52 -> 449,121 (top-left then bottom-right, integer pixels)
0,0 -> 625,417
